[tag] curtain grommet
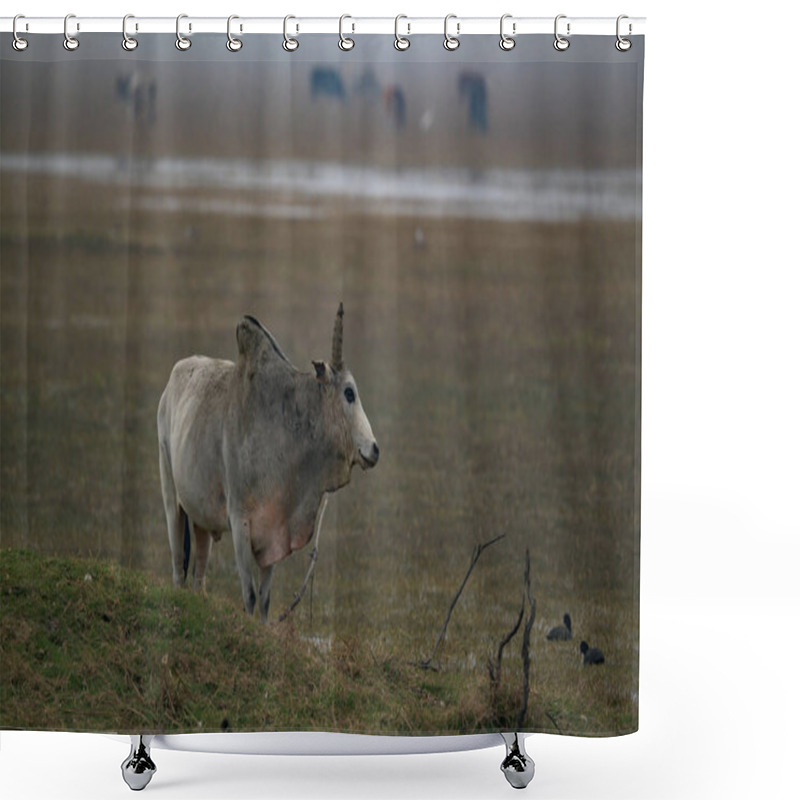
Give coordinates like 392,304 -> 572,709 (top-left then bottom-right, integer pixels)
394,15 -> 410,51
122,14 -> 138,51
444,14 -> 460,51
554,14 -> 570,51
499,14 -> 516,51
282,15 -> 299,51
339,14 -> 355,51
175,13 -> 192,51
615,15 -> 632,51
63,13 -> 79,51
12,14 -> 29,51
226,15 -> 243,52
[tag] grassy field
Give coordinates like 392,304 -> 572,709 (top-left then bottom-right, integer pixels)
0,187 -> 639,734
1,548 -> 632,735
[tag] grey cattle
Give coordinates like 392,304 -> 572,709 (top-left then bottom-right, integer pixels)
310,67 -> 346,100
458,72 -> 488,132
115,74 -> 157,124
157,305 -> 379,621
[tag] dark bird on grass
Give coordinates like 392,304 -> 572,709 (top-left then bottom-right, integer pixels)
580,640 -> 605,665
547,613 -> 572,641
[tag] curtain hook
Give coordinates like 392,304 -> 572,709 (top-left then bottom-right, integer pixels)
394,14 -> 410,51
499,14 -> 516,51
12,14 -> 29,51
553,14 -> 570,51
339,14 -> 354,51
63,13 -> 79,51
616,14 -> 632,51
283,15 -> 299,51
176,13 -> 192,51
227,15 -> 243,51
443,14 -> 460,51
122,14 -> 138,51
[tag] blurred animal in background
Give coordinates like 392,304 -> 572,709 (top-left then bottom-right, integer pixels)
115,74 -> 157,125
310,67 -> 346,101
383,86 -> 407,130
355,68 -> 381,101
157,305 -> 379,622
458,72 -> 488,132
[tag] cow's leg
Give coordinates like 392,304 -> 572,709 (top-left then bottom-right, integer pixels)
193,525 -> 212,595
159,442 -> 187,587
257,564 -> 275,623
172,507 -> 189,586
230,517 -> 257,615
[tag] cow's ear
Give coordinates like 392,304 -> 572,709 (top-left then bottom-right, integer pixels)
313,360 -> 332,384
236,316 -> 264,359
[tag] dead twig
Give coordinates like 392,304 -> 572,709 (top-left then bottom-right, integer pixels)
420,533 -> 505,670
487,594 -> 525,692
545,710 -> 562,733
278,495 -> 328,623
518,548 -> 536,729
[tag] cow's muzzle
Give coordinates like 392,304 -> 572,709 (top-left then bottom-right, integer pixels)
359,442 -> 380,469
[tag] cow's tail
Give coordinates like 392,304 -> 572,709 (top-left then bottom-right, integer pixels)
182,511 -> 191,581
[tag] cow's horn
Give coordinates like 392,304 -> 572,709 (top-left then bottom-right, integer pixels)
331,303 -> 344,371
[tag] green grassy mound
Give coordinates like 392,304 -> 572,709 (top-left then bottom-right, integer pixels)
1,549 -> 526,735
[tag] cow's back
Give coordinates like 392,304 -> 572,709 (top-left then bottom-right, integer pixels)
158,355 -> 235,532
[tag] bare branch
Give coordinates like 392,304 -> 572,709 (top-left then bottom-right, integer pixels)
545,710 -> 562,733
518,548 -> 536,729
488,594 -> 525,690
278,495 -> 328,623
420,533 -> 506,670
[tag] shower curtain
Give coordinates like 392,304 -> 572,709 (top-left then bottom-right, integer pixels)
0,29 -> 643,739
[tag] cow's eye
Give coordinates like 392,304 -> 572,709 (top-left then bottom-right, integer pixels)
344,387 -> 356,404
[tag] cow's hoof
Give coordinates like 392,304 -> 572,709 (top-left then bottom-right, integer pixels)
121,735 -> 157,791
500,732 -> 535,789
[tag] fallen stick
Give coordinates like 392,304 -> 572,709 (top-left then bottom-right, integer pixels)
420,533 -> 505,670
278,494 -> 328,623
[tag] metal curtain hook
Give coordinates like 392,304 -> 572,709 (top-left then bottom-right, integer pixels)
500,14 -> 516,51
394,14 -> 410,51
339,14 -> 354,51
122,14 -> 138,51
63,13 -> 79,51
444,14 -> 460,51
227,15 -> 242,51
616,14 -> 632,51
553,14 -> 570,51
12,14 -> 29,51
176,13 -> 191,51
283,15 -> 299,51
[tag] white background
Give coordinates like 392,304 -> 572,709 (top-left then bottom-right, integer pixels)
2,1 -> 799,798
